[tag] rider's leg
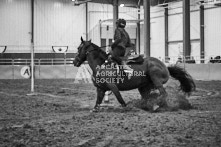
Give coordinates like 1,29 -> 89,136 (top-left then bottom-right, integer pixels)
111,46 -> 125,64
112,46 -> 133,78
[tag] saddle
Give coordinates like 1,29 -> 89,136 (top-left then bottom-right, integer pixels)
120,54 -> 144,64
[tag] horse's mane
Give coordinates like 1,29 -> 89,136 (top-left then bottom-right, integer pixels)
90,42 -> 108,59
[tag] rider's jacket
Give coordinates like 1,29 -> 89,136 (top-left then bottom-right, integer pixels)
112,27 -> 132,49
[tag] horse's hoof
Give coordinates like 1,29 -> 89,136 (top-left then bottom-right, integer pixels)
153,104 -> 160,112
90,108 -> 99,112
121,104 -> 127,107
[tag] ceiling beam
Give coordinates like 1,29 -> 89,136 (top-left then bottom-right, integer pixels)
77,0 -> 179,7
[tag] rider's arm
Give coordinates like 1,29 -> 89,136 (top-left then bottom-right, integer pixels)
111,29 -> 121,48
126,31 -> 132,47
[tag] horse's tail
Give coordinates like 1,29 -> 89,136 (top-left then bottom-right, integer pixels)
167,65 -> 196,94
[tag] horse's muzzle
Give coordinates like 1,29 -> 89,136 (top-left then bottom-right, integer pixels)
73,59 -> 78,67
76,62 -> 81,67
73,57 -> 81,67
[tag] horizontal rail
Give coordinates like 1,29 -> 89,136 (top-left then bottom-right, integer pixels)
0,56 -> 220,65
0,58 -> 76,65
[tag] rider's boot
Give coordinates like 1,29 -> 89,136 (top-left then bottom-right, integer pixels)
122,61 -> 133,79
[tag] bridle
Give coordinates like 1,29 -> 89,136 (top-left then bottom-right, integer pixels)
75,42 -> 99,66
75,41 -> 111,67
85,44 -> 111,55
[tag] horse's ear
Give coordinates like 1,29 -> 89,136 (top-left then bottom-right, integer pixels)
89,39 -> 91,43
80,36 -> 84,42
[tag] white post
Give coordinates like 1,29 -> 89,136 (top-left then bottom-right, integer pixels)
104,25 -> 110,103
29,0 -> 35,95
31,43 -> 34,93
104,91 -> 109,103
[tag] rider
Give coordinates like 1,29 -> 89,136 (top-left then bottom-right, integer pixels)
110,18 -> 133,76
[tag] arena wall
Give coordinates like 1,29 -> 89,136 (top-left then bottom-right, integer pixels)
0,0 -> 220,60
0,0 -> 86,54
34,0 -> 86,53
0,0 -> 32,53
0,64 -> 221,81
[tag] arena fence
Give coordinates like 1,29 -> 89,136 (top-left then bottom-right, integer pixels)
0,58 -> 221,81
0,58 -> 90,80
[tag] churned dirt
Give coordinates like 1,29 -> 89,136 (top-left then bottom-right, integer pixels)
0,79 -> 221,147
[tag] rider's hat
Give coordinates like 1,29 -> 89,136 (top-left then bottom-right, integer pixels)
116,19 -> 126,28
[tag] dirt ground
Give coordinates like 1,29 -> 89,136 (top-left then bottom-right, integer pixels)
0,79 -> 221,147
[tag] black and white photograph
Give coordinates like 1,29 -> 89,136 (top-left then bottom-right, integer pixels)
0,0 -> 221,146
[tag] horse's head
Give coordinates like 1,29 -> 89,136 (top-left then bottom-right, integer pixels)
73,37 -> 92,67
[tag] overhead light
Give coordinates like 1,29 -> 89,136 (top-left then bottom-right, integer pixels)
120,4 -> 125,7
120,4 -> 138,8
72,0 -> 92,6
156,3 -> 168,7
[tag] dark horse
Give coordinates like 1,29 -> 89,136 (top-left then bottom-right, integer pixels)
73,37 -> 195,112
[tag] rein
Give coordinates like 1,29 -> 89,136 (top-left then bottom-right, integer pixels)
100,44 -> 111,49
86,48 -> 97,55
85,43 -> 100,55
86,44 -> 109,57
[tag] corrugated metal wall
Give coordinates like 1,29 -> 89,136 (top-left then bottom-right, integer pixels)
0,0 -> 86,54
0,0 -> 31,53
34,0 -> 86,53
150,12 -> 165,58
88,2 -> 139,46
0,0 -> 220,60
88,3 -> 112,45
204,7 -> 221,58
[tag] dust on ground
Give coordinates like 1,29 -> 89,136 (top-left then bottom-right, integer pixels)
0,79 -> 221,147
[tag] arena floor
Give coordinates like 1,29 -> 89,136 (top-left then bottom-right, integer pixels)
0,79 -> 221,147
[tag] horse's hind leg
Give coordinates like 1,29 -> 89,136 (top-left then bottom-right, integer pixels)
92,87 -> 106,112
150,76 -> 168,110
138,86 -> 152,99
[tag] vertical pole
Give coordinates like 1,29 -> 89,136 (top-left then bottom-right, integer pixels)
104,0 -> 118,103
200,5 -> 205,63
165,7 -> 169,58
106,25 -> 109,53
99,20 -> 102,46
137,6 -> 141,55
104,19 -> 109,104
143,0 -> 151,57
86,2 -> 88,41
31,0 -> 34,93
183,0 -> 191,61
113,0 -> 118,33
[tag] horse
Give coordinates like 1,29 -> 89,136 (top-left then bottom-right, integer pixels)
73,37 -> 196,112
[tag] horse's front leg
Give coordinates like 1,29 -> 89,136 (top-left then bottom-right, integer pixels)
92,87 -> 106,112
107,83 -> 127,107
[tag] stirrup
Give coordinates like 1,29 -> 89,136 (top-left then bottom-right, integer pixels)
124,69 -> 133,73
124,69 -> 133,79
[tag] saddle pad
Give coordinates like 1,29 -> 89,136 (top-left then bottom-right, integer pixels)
127,55 -> 144,64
